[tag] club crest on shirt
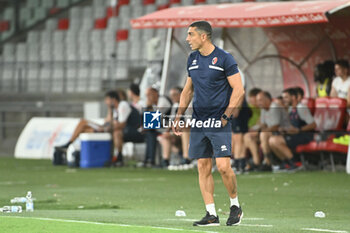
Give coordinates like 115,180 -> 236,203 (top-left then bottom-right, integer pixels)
212,57 -> 218,65
192,59 -> 197,65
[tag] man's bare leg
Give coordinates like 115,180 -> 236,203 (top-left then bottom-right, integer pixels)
216,157 -> 237,198
260,132 -> 272,165
244,132 -> 260,166
216,157 -> 243,226
57,119 -> 94,149
113,129 -> 124,165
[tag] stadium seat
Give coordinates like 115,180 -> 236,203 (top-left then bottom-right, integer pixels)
94,7 -> 106,19
16,43 -> 27,63
19,8 -> 32,28
144,0 -> 156,5
58,18 -> 70,30
66,66 -> 78,92
94,18 -> 108,29
156,0 -> 169,4
42,0 -> 55,8
296,97 -> 348,171
118,0 -> 130,6
57,0 -> 70,8
33,7 -> 46,21
301,98 -> 315,115
52,65 -> 65,93
3,43 -> 16,62
39,65 -> 53,92
46,19 -> 58,31
106,6 -> 119,17
0,21 -> 10,32
83,6 -> 93,18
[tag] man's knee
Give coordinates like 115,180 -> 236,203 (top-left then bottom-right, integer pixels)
259,132 -> 271,142
244,132 -> 254,144
197,159 -> 212,176
216,159 -> 232,176
268,136 -> 278,147
113,129 -> 123,138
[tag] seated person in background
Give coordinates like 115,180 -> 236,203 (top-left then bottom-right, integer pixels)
231,96 -> 251,174
269,88 -> 316,171
56,90 -> 120,150
330,60 -> 350,107
274,95 -> 284,106
143,87 -> 172,167
244,91 -> 290,171
127,83 -> 143,113
117,89 -> 127,101
314,60 -> 334,97
56,90 -> 143,166
110,91 -> 144,166
294,86 -> 304,103
247,88 -> 262,130
160,87 -> 191,167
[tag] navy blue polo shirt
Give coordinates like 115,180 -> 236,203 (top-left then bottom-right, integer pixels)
187,46 -> 239,121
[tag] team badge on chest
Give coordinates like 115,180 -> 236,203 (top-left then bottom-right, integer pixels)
212,57 -> 218,65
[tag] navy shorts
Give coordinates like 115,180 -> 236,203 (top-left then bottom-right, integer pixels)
189,123 -> 232,159
284,133 -> 313,150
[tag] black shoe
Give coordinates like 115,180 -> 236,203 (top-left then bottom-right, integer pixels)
193,212 -> 220,226
226,205 -> 243,226
55,142 -> 71,152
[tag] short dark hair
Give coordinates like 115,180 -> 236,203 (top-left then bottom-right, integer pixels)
171,86 -> 183,93
129,83 -> 140,96
258,91 -> 272,100
294,87 -> 304,98
283,88 -> 298,97
105,90 -> 120,101
335,59 -> 349,69
248,88 -> 262,97
189,21 -> 212,40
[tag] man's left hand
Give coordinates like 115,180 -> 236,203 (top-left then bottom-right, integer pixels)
221,118 -> 228,127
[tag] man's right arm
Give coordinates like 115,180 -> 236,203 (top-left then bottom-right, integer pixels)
176,77 -> 194,116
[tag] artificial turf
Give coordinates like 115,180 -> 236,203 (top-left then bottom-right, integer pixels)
0,157 -> 349,233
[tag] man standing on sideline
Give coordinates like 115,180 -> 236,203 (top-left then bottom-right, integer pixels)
172,21 -> 245,227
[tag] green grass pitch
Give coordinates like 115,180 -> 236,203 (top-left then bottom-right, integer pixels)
0,157 -> 350,233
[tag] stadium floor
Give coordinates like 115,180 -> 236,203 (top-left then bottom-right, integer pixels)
0,157 -> 349,233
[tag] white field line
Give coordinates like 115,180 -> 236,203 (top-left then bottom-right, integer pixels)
240,224 -> 273,228
302,228 -> 348,233
0,216 -> 218,233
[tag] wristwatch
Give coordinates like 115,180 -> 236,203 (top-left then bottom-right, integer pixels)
221,114 -> 229,121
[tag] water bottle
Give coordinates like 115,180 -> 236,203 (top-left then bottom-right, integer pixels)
0,206 -> 22,213
26,191 -> 34,212
10,197 -> 27,204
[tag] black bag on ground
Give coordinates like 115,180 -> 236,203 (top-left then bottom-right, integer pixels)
53,148 -> 67,165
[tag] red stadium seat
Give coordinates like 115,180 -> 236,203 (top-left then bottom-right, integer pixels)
116,30 -> 128,41
157,4 -> 169,10
170,0 -> 181,4
327,98 -> 347,131
301,98 -> 315,115
94,18 -> 107,29
313,97 -> 328,131
57,18 -> 69,30
106,6 -> 118,17
143,0 -> 155,5
296,97 -> 348,171
49,8 -> 60,15
0,21 -> 10,32
118,0 -> 130,6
